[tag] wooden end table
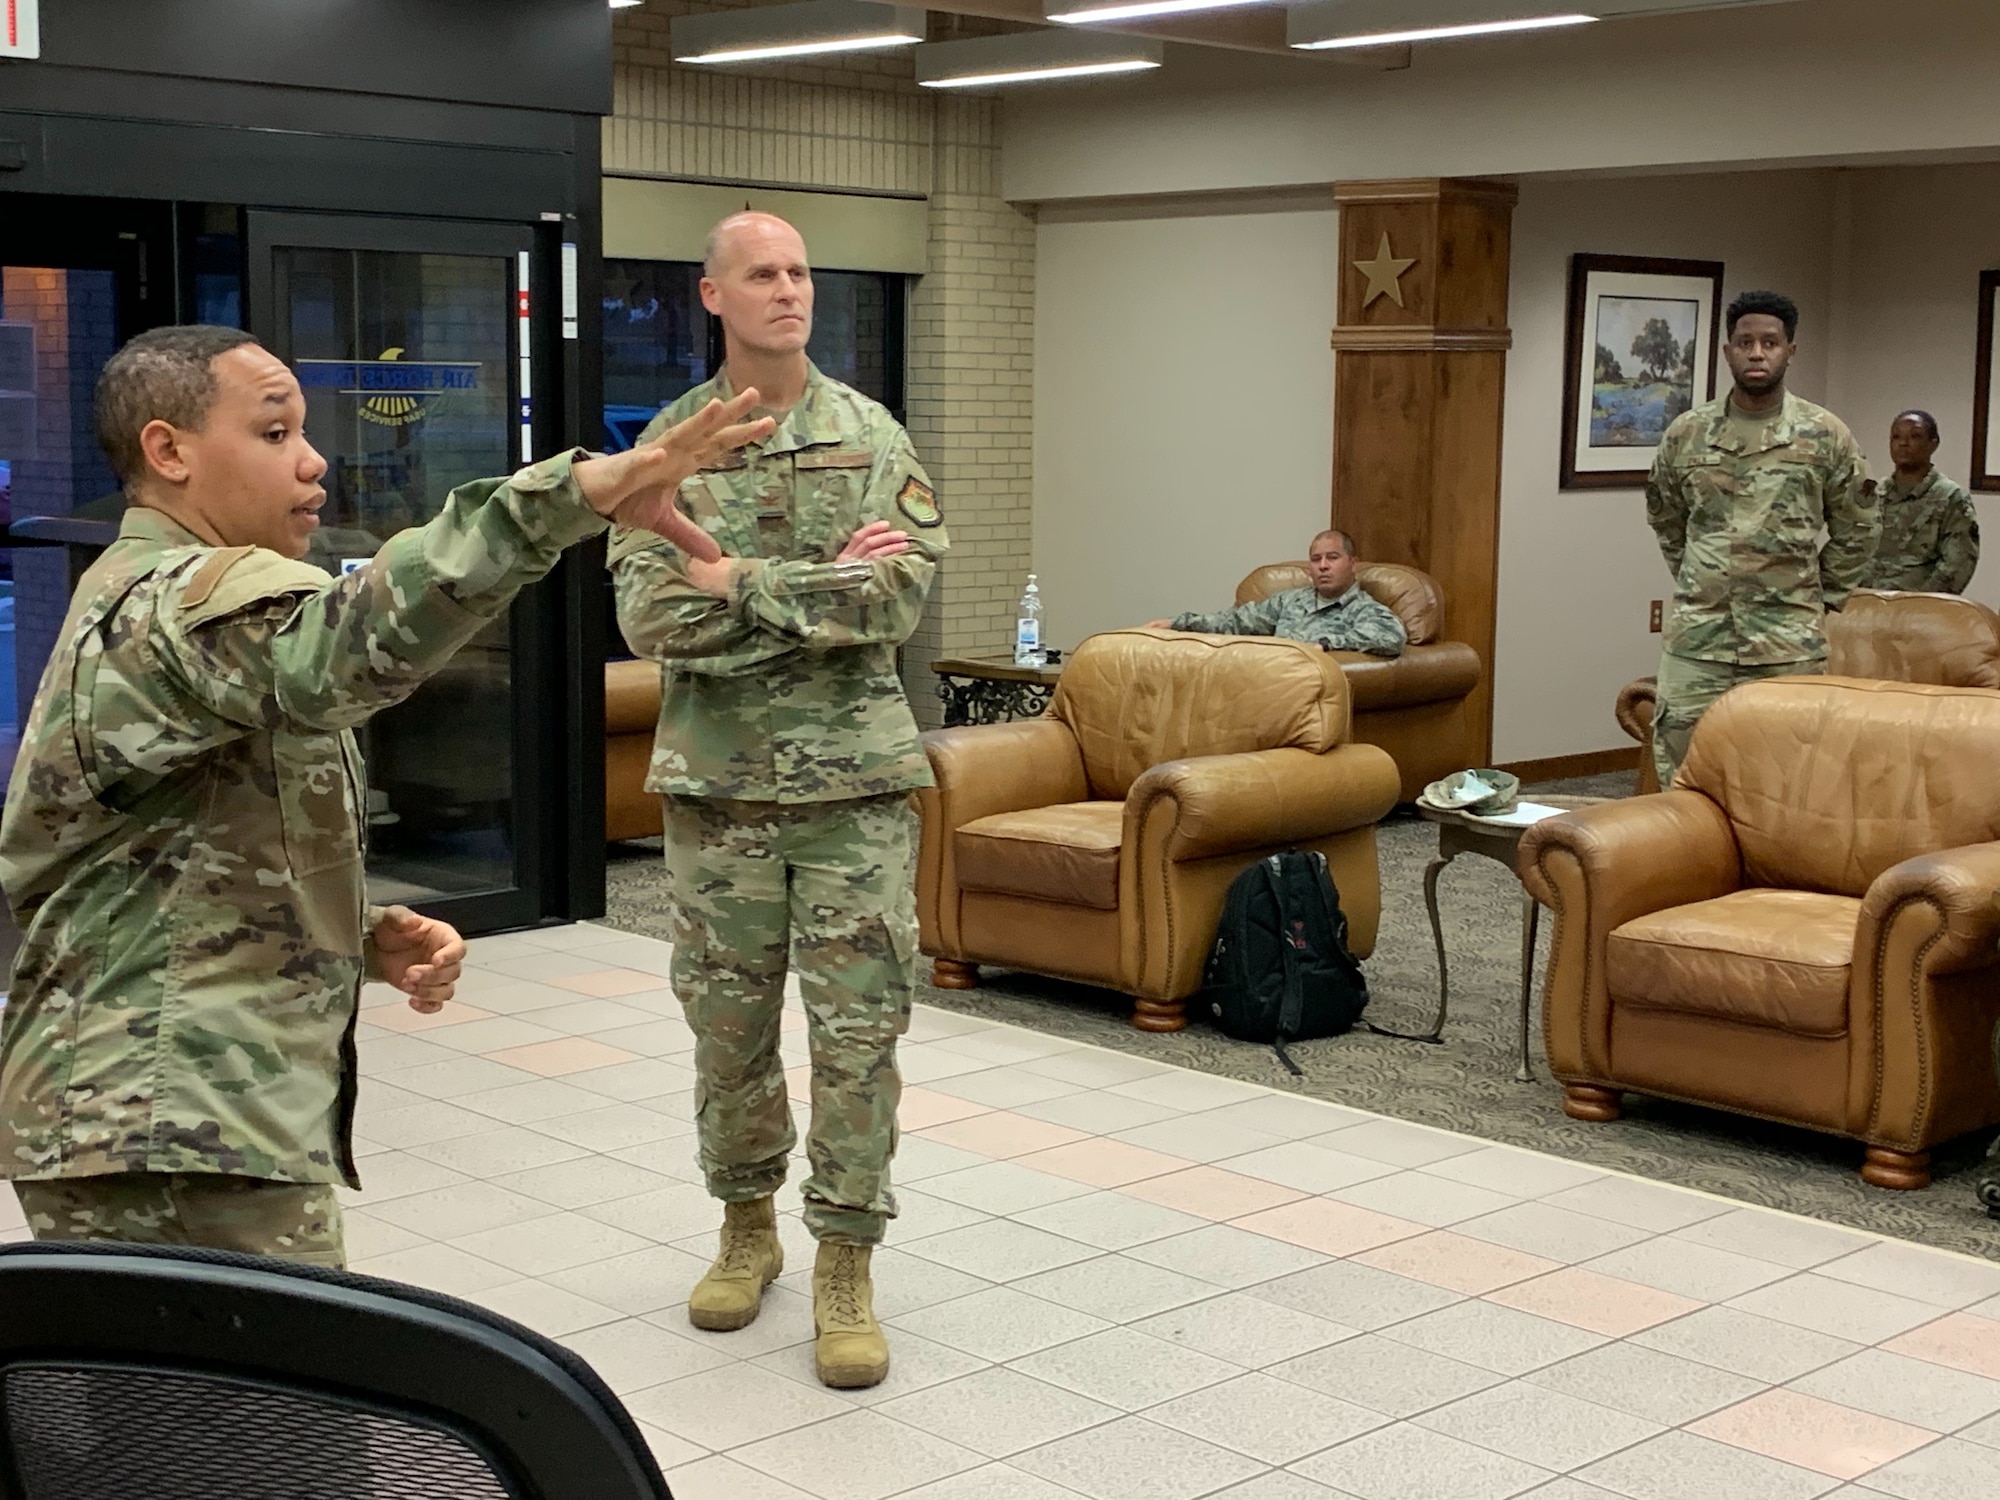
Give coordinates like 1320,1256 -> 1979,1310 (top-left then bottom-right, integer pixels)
1414,794 -> 1607,1082
932,655 -> 1065,727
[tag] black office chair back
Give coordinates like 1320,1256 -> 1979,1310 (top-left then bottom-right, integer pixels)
0,1241 -> 673,1500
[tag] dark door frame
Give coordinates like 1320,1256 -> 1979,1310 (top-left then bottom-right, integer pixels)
0,195 -> 178,340
246,209 -> 568,937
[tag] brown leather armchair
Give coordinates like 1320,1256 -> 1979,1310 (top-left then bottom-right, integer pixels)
1619,590 -> 2000,793
916,629 -> 1402,1032
605,658 -> 663,842
1521,676 -> 2000,1189
1233,562 -> 1483,802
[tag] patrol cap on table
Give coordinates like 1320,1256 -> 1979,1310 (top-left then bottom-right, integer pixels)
1417,769 -> 1521,817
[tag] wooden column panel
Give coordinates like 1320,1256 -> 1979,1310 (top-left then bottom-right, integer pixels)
1331,177 -> 1516,765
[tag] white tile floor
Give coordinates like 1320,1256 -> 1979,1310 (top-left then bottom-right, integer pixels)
327,922 -> 2000,1499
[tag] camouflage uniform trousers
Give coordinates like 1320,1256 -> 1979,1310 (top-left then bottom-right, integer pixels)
14,1173 -> 346,1266
665,792 -> 917,1246
1652,649 -> 1826,788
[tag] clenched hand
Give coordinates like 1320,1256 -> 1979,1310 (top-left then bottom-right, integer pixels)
370,906 -> 467,1015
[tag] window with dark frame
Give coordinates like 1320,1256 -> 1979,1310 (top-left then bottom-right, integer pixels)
599,258 -> 910,661
601,257 -> 907,448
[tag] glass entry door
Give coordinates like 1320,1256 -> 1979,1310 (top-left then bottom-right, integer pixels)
248,212 -> 554,932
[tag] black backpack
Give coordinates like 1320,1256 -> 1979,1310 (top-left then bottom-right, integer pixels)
1199,850 -> 1369,1075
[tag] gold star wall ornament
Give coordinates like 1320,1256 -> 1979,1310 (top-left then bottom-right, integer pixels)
1353,232 -> 1418,309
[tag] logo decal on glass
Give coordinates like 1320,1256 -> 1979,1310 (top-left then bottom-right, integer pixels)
296,348 -> 482,429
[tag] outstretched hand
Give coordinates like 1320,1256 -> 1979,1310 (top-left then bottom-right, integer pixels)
575,389 -> 775,560
370,906 -> 466,1015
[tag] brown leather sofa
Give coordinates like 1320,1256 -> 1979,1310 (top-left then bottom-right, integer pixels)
1521,676 -> 2000,1189
605,658 -> 663,842
916,629 -> 1402,1031
1231,562 -> 1483,802
1619,590 -> 2000,793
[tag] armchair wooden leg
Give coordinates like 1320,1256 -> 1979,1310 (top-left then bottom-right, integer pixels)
1132,997 -> 1187,1033
1562,1084 -> 1623,1122
1861,1147 -> 1931,1191
931,959 -> 979,991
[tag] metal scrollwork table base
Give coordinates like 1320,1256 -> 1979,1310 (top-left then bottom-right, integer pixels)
1413,795 -> 1607,1082
932,655 -> 1064,727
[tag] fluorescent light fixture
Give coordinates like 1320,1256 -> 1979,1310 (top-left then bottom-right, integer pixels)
1046,0 -> 1270,24
610,1 -> 643,11
915,30 -> 1165,88
1288,0 -> 1597,50
671,1 -> 924,65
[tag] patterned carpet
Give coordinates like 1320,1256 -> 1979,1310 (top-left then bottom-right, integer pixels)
603,773 -> 2000,1261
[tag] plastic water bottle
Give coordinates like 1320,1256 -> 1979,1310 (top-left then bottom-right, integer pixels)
1014,574 -> 1045,667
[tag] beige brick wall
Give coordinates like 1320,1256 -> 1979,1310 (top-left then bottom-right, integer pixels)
610,2 -> 1036,727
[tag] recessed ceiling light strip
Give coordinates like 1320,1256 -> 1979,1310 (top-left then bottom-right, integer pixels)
1287,1 -> 1600,51
1045,0 -> 1272,25
914,30 -> 1166,88
687,35 -> 922,64
1297,13 -> 1595,48
921,59 -> 1161,88
671,1 -> 925,65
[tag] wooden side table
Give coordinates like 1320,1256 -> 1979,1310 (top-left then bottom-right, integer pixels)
932,655 -> 1064,727
1414,794 -> 1606,1082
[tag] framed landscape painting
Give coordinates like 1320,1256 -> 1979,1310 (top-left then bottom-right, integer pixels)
1972,269 -> 2000,492
1561,253 -> 1725,489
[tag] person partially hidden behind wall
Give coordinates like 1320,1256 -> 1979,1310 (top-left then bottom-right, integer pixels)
1860,409 -> 1979,594
1145,528 -> 1407,656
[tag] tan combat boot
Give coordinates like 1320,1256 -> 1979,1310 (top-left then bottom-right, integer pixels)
813,1242 -> 889,1389
686,1196 -> 783,1332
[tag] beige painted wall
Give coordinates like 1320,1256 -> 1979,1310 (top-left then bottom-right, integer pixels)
1028,172 -> 1857,762
1028,162 -> 2000,762
1828,161 -> 2000,614
1031,202 -> 1338,651
602,178 -> 928,271
1494,170 -> 1840,763
1002,0 -> 2000,205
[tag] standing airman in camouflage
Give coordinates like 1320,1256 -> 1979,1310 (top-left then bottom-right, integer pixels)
611,212 -> 945,1390
1147,528 -> 1407,656
0,325 -> 768,1265
1863,410 -> 1979,594
1645,290 -> 1876,787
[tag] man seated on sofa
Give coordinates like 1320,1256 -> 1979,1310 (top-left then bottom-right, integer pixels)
1145,528 -> 1406,656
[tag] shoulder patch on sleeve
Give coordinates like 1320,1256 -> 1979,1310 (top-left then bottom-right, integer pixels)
177,546 -> 329,628
896,477 -> 942,528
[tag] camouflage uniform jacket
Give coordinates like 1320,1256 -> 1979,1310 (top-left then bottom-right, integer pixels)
610,364 -> 946,803
1646,392 -> 1876,665
0,454 -> 606,1187
1172,584 -> 1407,657
1864,468 -> 1979,594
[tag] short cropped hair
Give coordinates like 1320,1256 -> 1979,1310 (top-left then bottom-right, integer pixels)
95,325 -> 262,493
703,216 -> 741,277
1311,528 -> 1356,555
1894,409 -> 1941,442
703,209 -> 801,278
1725,290 -> 1799,340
